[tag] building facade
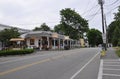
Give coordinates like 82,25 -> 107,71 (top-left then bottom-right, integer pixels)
20,31 -> 80,50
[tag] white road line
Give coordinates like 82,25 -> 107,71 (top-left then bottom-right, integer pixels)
103,73 -> 120,77
104,65 -> 120,67
119,59 -> 120,61
97,59 -> 103,79
104,59 -> 119,62
70,52 -> 100,79
103,62 -> 120,63
103,68 -> 120,71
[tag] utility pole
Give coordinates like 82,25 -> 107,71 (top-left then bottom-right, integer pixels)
104,15 -> 108,48
98,0 -> 107,50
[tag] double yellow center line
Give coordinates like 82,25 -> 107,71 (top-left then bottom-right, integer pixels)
0,52 -> 77,76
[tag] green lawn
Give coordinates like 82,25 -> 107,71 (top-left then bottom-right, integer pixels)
115,47 -> 120,57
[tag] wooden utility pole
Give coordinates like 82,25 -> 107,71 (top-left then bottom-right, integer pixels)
98,0 -> 107,50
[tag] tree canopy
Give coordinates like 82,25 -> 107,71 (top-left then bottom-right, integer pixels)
107,6 -> 120,46
114,6 -> 120,21
33,23 -> 51,31
0,28 -> 20,47
54,8 -> 89,40
87,29 -> 103,47
112,26 -> 120,46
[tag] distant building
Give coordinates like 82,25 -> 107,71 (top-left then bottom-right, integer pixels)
0,24 -> 31,34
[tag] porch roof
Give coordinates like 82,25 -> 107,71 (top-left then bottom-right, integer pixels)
21,31 -> 66,39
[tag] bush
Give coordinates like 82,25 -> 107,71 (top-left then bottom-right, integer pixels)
0,49 -> 34,56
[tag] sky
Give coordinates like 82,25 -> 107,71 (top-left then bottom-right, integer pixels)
0,0 -> 120,32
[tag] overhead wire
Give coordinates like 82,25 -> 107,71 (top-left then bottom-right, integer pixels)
81,0 -> 99,16
87,8 -> 101,21
105,0 -> 119,6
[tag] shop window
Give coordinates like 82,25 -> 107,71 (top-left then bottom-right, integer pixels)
30,39 -> 34,45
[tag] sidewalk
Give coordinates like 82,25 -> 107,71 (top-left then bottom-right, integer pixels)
98,48 -> 120,79
103,48 -> 119,59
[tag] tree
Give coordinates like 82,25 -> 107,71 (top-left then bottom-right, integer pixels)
87,29 -> 102,47
59,8 -> 89,39
33,23 -> 51,31
107,6 -> 120,46
118,39 -> 120,46
0,28 -> 20,47
114,6 -> 120,21
107,21 -> 120,43
112,26 -> 120,46
54,24 -> 64,34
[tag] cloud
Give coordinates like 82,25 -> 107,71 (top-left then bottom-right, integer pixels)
0,0 -> 119,31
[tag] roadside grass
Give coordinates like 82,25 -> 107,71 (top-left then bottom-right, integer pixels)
115,47 -> 120,57
101,50 -> 106,57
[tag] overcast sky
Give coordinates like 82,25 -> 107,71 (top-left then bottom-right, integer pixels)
0,0 -> 120,31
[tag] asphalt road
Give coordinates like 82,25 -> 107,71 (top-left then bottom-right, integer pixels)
0,48 -> 101,79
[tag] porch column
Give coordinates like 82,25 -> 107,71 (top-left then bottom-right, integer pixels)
66,40 -> 68,46
35,38 -> 39,48
47,37 -> 49,48
53,38 -> 56,49
76,40 -> 77,47
63,40 -> 64,49
59,39 -> 61,49
40,38 -> 42,50
70,40 -> 71,49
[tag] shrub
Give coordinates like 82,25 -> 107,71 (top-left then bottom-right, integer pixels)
0,49 -> 34,56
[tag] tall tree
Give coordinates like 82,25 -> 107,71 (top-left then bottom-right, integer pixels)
112,26 -> 120,46
107,21 -> 120,43
54,24 -> 64,34
33,23 -> 51,31
114,6 -> 120,21
59,8 -> 89,39
107,6 -> 120,46
87,29 -> 102,47
0,28 -> 20,47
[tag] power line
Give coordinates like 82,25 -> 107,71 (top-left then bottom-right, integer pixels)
105,0 -> 119,6
105,5 -> 120,15
87,8 -> 101,21
82,5 -> 99,15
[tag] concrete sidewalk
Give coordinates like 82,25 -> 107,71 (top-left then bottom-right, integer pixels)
98,48 -> 120,79
103,48 -> 119,59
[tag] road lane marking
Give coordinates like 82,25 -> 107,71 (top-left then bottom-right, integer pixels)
103,59 -> 119,62
51,55 -> 64,60
103,68 -> 120,71
0,51 -> 77,65
0,58 -> 50,76
0,52 -> 78,76
0,54 -> 51,64
70,52 -> 100,79
104,65 -> 120,67
98,59 -> 103,79
103,73 -> 120,77
103,62 -> 120,63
